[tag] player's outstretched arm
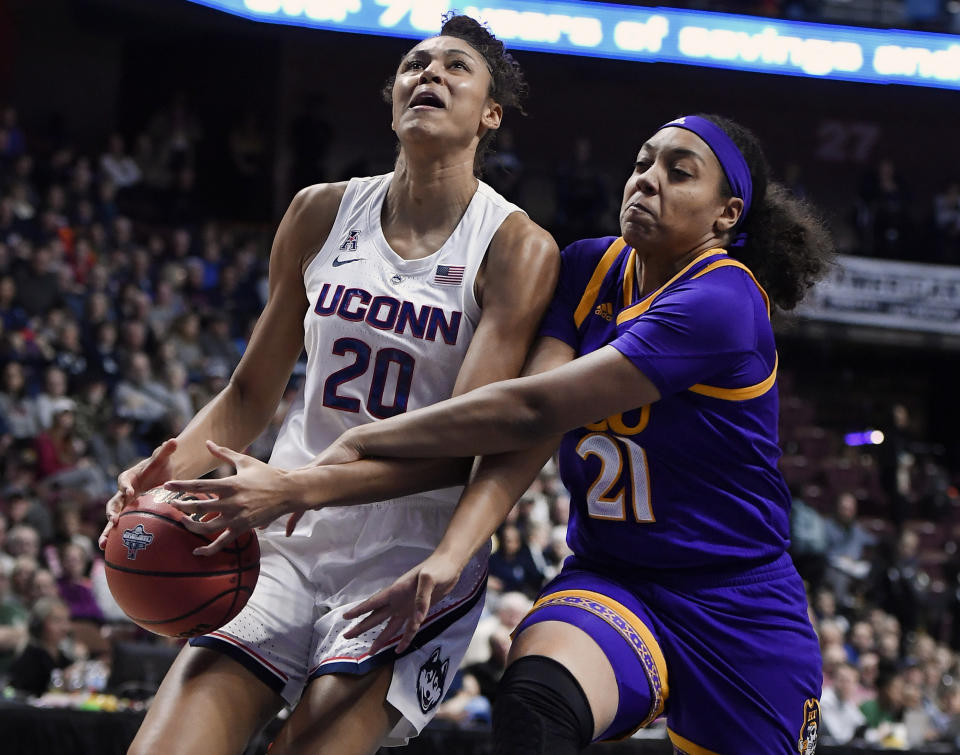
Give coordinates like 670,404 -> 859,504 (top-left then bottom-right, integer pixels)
99,184 -> 343,549
334,341 -> 663,463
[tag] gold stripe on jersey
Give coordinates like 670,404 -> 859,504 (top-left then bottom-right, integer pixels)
622,247 -> 637,310
687,258 -> 776,400
690,258 -> 771,317
667,728 -> 723,755
520,588 -> 669,731
689,353 -> 779,401
616,248 -> 726,324
574,237 -> 628,328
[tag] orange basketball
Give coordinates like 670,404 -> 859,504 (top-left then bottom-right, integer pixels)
104,487 -> 260,638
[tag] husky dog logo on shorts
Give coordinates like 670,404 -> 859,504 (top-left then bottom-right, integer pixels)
121,524 -> 154,560
416,646 -> 449,713
797,698 -> 821,754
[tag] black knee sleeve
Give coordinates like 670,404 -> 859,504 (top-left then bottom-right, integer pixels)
492,655 -> 595,755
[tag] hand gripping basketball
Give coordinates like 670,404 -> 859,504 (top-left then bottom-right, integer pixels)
163,440 -> 301,555
103,487 -> 260,638
99,438 -> 179,551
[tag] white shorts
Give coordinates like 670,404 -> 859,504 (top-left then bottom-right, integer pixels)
190,497 -> 489,747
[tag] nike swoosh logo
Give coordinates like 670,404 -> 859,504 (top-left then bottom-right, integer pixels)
333,256 -> 364,267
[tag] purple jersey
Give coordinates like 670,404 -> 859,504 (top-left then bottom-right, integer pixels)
539,236 -> 790,572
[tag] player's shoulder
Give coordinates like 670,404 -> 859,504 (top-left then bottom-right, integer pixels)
491,211 -> 558,259
562,235 -> 622,264
272,182 -> 351,274
654,258 -> 766,334
288,181 -> 351,224
673,258 -> 765,308
558,235 -> 623,283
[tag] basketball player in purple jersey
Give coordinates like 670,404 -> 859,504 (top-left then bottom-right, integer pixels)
99,16 -> 559,755
307,115 -> 834,754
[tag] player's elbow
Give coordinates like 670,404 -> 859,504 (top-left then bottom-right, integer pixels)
496,381 -> 553,445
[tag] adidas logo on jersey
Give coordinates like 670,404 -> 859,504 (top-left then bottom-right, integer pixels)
594,302 -> 613,321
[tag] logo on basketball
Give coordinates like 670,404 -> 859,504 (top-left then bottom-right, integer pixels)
416,646 -> 449,713
121,524 -> 155,560
797,698 -> 820,754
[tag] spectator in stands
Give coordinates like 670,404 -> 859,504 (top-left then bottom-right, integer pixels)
35,365 -> 70,429
32,402 -> 108,500
939,683 -> 960,748
1,107 -> 26,160
99,133 -> 141,192
146,279 -> 184,339
7,516 -> 46,559
878,528 -> 929,637
487,523 -> 544,599
0,274 -> 28,331
553,136 -> 610,248
484,128 -> 524,203
933,181 -> 960,262
822,643 -> 850,690
198,312 -> 241,377
861,662 -> 907,747
9,554 -> 38,609
790,496 -> 828,589
820,662 -> 866,744
12,242 -> 60,319
0,512 -> 13,575
0,558 -> 28,675
858,651 -> 881,698
90,414 -> 140,485
166,312 -> 205,377
50,501 -> 95,559
114,351 -> 170,428
85,319 -> 121,385
463,591 -> 531,669
434,669 -> 491,726
824,492 -> 876,606
117,318 -> 154,367
30,568 -> 58,602
72,376 -> 112,442
462,591 -> 532,703
157,362 -> 193,432
51,317 -> 88,385
902,677 -> 936,748
0,360 -> 40,443
56,542 -> 104,623
8,596 -> 79,697
856,158 -> 912,259
846,620 -> 875,664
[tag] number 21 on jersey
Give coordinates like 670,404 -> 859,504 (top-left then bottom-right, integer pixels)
576,433 -> 654,523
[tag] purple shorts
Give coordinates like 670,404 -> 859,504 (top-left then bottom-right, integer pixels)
514,553 -> 822,754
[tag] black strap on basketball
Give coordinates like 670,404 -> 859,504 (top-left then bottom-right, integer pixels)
492,655 -> 595,755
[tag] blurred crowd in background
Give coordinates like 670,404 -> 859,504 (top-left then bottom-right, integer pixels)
2,23 -> 960,743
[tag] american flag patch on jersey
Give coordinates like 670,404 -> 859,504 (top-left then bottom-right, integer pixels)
434,265 -> 465,286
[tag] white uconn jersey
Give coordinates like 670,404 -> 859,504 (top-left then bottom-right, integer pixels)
269,172 -> 522,507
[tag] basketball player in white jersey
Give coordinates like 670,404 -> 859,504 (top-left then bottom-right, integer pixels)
99,15 -> 558,754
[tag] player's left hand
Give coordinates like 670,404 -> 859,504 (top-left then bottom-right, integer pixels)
342,551 -> 463,655
165,440 -> 300,556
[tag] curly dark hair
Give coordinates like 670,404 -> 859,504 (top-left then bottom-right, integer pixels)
698,114 -> 834,311
383,13 -> 529,175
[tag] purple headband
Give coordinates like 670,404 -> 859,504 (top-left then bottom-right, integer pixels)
658,115 -> 752,230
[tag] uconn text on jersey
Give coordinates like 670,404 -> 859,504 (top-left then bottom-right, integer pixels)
314,283 -> 462,346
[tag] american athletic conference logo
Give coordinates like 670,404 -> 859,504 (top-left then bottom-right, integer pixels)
416,646 -> 450,713
121,524 -> 154,560
339,229 -> 361,250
